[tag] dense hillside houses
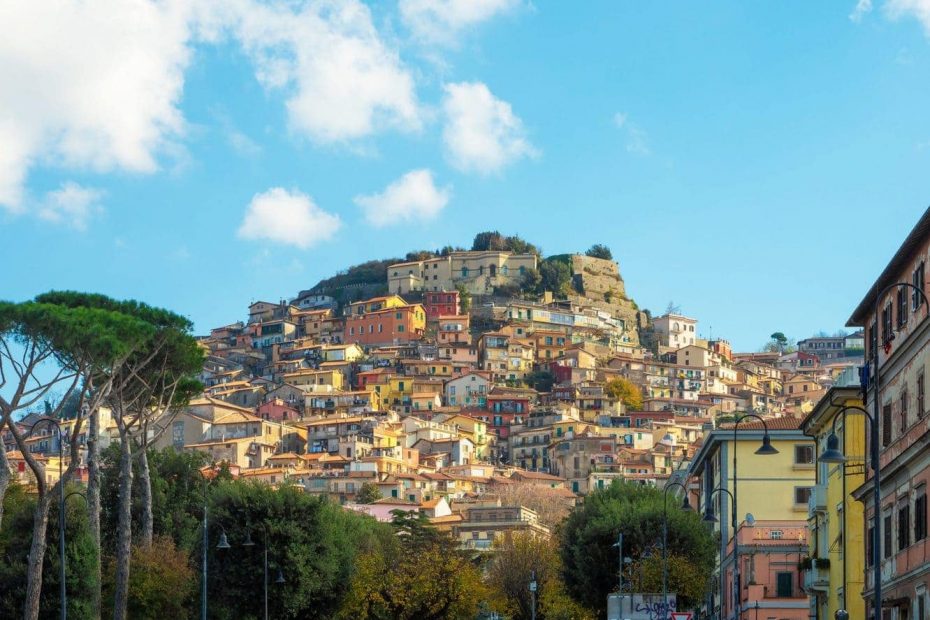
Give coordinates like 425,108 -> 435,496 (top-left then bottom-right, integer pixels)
7,240 -> 864,555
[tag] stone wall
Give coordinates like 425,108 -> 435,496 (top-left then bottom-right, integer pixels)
567,255 -> 643,345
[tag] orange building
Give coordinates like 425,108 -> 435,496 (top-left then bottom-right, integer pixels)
344,304 -> 426,346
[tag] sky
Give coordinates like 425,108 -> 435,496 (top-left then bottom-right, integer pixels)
2,0 -> 930,352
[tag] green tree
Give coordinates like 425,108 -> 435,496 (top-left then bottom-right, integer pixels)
585,244 -> 613,260
206,480 -> 389,620
472,231 -> 506,251
559,482 -> 715,615
102,535 -> 195,620
538,260 -> 572,297
1,295 -> 152,620
339,511 -> 489,619
0,483 -> 98,619
526,370 -> 556,393
455,284 -> 472,313
356,482 -> 383,504
604,378 -> 643,410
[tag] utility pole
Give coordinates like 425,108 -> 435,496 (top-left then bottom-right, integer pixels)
529,570 -> 537,620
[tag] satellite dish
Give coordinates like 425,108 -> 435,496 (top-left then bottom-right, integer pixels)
746,513 -> 756,526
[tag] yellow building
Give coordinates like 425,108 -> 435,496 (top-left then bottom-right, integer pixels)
688,417 -> 816,619
282,369 -> 345,390
800,386 -> 866,620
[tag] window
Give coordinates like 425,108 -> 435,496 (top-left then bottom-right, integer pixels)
795,487 -> 812,505
899,503 -> 911,550
898,286 -> 909,328
398,325 -> 404,332
776,572 -> 793,597
867,523 -> 875,567
794,445 -> 814,465
914,262 -> 925,310
869,320 -> 878,358
915,491 -> 927,542
883,403 -> 892,447
882,303 -> 894,344
884,514 -> 893,558
902,387 -> 909,431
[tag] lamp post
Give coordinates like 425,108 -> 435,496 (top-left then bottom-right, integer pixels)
27,418 -> 67,620
853,281 -> 929,619
613,532 -> 624,617
703,486 -> 736,619
662,481 -> 692,620
819,405 -> 879,620
728,414 -> 778,620
243,524 -> 285,620
529,569 -> 537,620
194,468 -> 211,620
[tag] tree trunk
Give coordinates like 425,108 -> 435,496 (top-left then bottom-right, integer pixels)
138,445 -> 153,547
86,409 -> 102,619
0,431 -> 10,530
23,492 -> 54,620
112,430 -> 133,620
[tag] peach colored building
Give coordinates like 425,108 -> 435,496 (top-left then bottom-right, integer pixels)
848,207 -> 930,620
726,521 -> 810,620
343,304 -> 426,346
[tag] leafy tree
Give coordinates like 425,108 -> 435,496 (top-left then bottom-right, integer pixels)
762,332 -> 796,354
472,231 -> 506,251
455,284 -> 472,313
1,294 -> 151,620
102,536 -> 195,620
356,482 -> 383,504
559,482 -> 715,615
487,532 -> 593,620
538,260 -> 572,297
605,378 -> 643,410
206,481 -> 390,620
36,293 -> 204,620
520,267 -> 543,294
525,370 -> 556,393
585,244 -> 612,260
339,511 -> 489,619
0,483 -> 97,619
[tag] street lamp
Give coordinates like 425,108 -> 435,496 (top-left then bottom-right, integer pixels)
856,280 -> 930,619
529,569 -> 537,620
26,418 -> 67,620
662,481 -> 692,620
819,404 -> 880,620
704,486 -> 736,619
243,524 -> 286,620
729,413 -> 779,620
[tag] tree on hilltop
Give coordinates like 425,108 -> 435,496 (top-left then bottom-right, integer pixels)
585,244 -> 613,260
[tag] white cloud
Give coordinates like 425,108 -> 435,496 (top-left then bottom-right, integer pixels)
613,111 -> 651,156
850,0 -> 873,22
238,187 -> 341,249
400,0 -> 520,44
37,182 -> 104,230
0,0 -> 198,212
441,81 -> 537,174
885,0 -> 930,34
230,0 -> 422,144
355,169 -> 451,227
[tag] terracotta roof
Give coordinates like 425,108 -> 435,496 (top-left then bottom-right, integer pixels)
719,416 -> 802,431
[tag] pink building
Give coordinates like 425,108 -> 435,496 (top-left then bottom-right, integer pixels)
724,521 -> 809,620
257,398 -> 300,422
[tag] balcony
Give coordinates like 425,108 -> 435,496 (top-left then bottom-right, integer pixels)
800,558 -> 830,592
809,485 -> 827,514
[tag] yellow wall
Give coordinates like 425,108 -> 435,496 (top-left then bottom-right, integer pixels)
724,437 -> 816,524
807,395 -> 866,620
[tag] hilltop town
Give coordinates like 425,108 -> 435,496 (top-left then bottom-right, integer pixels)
21,234 -> 862,524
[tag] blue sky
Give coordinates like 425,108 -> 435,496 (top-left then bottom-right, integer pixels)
2,0 -> 930,351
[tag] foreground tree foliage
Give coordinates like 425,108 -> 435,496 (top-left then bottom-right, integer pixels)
0,483 -> 97,619
487,532 -> 594,620
338,511 -> 489,619
102,536 -> 195,620
560,481 -> 715,615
